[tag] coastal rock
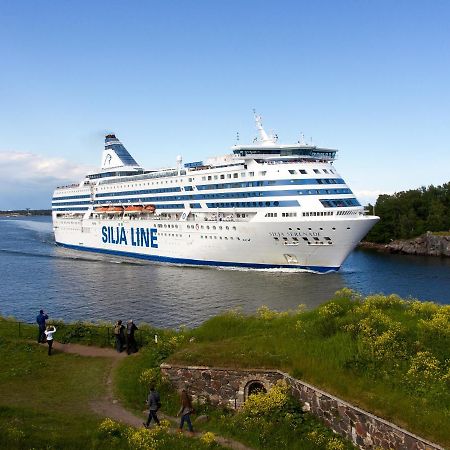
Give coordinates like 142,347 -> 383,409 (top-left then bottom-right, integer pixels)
360,233 -> 450,257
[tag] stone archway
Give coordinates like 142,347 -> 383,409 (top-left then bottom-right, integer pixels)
244,380 -> 267,401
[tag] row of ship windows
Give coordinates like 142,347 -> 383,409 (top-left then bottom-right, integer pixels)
199,167 -> 336,182
57,168 -> 338,196
55,178 -> 346,201
53,198 -> 359,213
320,198 -> 360,208
200,235 -> 238,241
55,188 -> 352,206
274,236 -> 333,242
302,211 -> 335,217
187,224 -> 237,231
92,166 -> 336,190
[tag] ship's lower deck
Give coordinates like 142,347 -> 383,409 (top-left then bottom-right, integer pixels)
53,215 -> 378,272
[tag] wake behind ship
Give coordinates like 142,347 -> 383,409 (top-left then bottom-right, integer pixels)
52,114 -> 379,272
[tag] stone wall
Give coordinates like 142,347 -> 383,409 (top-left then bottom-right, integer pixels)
160,363 -> 444,450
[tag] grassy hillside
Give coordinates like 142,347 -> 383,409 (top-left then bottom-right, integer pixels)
168,289 -> 450,447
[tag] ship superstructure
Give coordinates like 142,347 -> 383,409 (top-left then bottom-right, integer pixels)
52,114 -> 379,272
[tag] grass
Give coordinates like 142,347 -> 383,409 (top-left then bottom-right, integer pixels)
0,326 -> 110,449
0,319 -> 225,449
167,291 -> 450,447
3,290 -> 448,449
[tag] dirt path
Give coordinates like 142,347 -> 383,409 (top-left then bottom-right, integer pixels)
54,342 -> 254,450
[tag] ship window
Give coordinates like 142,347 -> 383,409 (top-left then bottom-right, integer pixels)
233,173 -> 238,178
249,172 -> 254,177
220,174 -> 225,179
227,174 -> 232,178
313,169 -> 320,174
288,170 -> 296,174
214,175 -> 218,180
302,237 -> 309,241
207,176 -> 212,180
323,169 -> 329,174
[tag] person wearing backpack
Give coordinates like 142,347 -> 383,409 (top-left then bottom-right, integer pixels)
143,385 -> 161,427
113,320 -> 125,353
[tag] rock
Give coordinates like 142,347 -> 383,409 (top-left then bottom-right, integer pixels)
360,233 -> 450,257
194,414 -> 209,424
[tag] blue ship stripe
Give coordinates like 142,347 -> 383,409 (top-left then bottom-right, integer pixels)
55,242 -> 338,273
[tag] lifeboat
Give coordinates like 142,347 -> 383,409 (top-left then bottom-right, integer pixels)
106,205 -> 124,213
143,204 -> 156,213
124,205 -> 144,213
95,206 -> 109,213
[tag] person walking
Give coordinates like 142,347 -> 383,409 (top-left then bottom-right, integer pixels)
36,310 -> 48,343
44,325 -> 56,356
113,320 -> 125,352
126,320 -> 138,354
177,389 -> 194,434
143,386 -> 161,428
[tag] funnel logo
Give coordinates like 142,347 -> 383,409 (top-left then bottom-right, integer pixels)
104,153 -> 112,167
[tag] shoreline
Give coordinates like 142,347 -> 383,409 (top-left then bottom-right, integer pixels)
359,232 -> 450,257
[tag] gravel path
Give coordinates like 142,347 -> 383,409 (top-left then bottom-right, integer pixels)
53,342 -> 254,450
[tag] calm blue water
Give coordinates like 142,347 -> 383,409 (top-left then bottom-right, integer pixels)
0,216 -> 449,328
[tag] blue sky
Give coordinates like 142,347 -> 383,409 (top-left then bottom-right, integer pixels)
0,0 -> 449,209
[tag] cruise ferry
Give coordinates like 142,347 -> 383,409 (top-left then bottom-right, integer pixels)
52,114 -> 379,272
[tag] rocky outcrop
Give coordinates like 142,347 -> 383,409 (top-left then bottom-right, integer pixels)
360,233 -> 450,257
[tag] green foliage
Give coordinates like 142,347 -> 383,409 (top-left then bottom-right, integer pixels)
366,182 -> 450,243
202,382 -> 353,450
95,418 -> 224,450
169,290 -> 450,447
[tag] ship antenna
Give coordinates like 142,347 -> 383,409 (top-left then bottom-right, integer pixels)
252,109 -> 273,144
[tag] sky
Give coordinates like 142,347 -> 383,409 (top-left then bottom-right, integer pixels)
0,0 -> 449,209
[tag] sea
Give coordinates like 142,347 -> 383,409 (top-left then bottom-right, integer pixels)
0,216 -> 449,329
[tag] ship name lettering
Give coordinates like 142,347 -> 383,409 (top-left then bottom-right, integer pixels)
101,226 -> 158,248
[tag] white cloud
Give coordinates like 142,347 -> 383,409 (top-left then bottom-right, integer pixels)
0,151 -> 94,183
353,189 -> 393,206
0,151 -> 96,209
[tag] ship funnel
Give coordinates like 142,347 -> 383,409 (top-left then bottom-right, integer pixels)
101,134 -> 141,171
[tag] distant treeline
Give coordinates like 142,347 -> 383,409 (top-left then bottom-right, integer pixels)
365,182 -> 450,243
0,209 -> 51,216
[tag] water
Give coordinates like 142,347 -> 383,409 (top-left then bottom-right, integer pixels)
0,216 -> 449,328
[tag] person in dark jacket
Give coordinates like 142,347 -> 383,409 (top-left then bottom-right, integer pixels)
36,310 -> 48,343
126,320 -> 138,354
143,386 -> 160,427
113,320 -> 125,352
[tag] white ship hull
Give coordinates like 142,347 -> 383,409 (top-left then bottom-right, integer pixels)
53,215 -> 378,272
52,116 -> 379,272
